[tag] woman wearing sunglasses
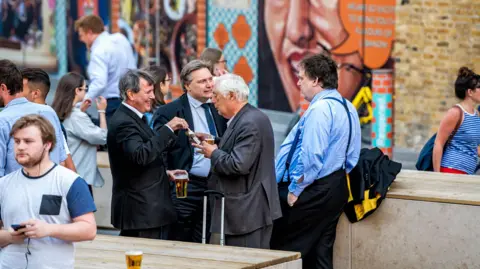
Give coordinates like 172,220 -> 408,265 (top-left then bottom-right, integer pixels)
51,72 -> 107,195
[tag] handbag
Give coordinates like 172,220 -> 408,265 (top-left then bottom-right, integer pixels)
416,106 -> 463,171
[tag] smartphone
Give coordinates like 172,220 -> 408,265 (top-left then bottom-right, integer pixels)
11,224 -> 26,231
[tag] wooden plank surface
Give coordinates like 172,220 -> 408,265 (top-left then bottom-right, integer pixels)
387,170 -> 480,206
75,235 -> 301,269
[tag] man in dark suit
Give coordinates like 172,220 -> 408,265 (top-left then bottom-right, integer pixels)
107,69 -> 189,239
152,60 -> 227,243
194,74 -> 282,249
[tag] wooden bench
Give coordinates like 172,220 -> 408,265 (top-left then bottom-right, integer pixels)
75,234 -> 301,269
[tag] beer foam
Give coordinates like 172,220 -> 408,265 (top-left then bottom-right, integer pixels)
125,250 -> 143,256
174,173 -> 189,180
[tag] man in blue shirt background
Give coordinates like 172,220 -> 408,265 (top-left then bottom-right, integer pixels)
0,59 -> 67,177
271,54 -> 361,269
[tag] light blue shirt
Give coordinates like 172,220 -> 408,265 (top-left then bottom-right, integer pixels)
86,31 -> 136,100
275,90 -> 361,197
0,98 -> 67,177
187,94 -> 217,178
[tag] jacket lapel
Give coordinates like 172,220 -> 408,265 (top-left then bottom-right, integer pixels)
179,94 -> 195,131
119,104 -> 153,136
219,104 -> 250,148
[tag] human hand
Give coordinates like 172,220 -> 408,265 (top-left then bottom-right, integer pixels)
8,228 -> 26,244
20,219 -> 52,239
167,117 -> 189,131
166,170 -> 189,182
194,132 -> 212,143
287,192 -> 298,207
96,96 -> 107,110
192,141 -> 218,158
80,99 -> 92,112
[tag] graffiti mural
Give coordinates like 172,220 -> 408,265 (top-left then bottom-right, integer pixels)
117,0 -> 198,87
258,0 -> 395,112
207,0 -> 258,106
0,0 -> 57,71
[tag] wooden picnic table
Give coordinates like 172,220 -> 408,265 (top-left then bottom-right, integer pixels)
75,235 -> 301,269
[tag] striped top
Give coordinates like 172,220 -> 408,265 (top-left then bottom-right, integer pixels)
441,105 -> 480,174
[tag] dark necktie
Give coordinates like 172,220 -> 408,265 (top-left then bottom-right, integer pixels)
201,103 -> 217,136
141,115 -> 148,125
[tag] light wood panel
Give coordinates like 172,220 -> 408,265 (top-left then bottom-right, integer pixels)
75,235 -> 301,269
387,170 -> 480,205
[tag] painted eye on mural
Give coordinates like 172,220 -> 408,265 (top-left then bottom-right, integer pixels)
164,0 -> 186,21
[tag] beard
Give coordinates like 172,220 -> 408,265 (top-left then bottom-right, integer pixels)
15,151 -> 45,168
0,95 -> 4,107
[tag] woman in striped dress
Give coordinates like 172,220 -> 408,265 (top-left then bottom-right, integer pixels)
433,67 -> 480,174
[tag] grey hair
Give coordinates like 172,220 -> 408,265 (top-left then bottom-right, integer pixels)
180,59 -> 211,91
119,69 -> 154,100
214,74 -> 249,102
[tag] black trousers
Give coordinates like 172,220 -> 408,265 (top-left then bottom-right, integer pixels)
120,225 -> 170,240
168,175 -> 210,243
270,169 -> 348,269
225,225 -> 273,249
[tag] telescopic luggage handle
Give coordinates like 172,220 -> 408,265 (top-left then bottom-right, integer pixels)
202,190 -> 225,246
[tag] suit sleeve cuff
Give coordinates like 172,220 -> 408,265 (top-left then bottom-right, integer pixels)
165,124 -> 174,133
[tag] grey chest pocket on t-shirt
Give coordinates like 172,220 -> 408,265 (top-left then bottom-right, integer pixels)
39,195 -> 62,215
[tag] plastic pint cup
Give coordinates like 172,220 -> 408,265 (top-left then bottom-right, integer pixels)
174,172 -> 189,198
125,250 -> 143,269
205,136 -> 215,145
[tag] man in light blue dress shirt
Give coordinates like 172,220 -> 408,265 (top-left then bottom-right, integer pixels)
75,15 -> 136,122
0,60 -> 67,177
270,54 -> 361,269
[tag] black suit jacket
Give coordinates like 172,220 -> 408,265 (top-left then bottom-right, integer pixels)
107,104 -> 178,230
152,94 -> 227,171
209,104 -> 282,235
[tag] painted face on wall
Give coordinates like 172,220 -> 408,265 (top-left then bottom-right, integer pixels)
264,0 -> 363,111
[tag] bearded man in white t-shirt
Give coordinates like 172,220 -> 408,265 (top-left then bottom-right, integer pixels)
0,114 -> 97,269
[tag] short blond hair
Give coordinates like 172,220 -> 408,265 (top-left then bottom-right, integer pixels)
10,115 -> 56,152
74,15 -> 104,34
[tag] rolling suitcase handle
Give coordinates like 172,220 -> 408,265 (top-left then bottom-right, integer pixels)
202,190 -> 225,246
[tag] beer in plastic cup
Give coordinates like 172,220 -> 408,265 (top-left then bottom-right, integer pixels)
174,172 -> 189,198
125,250 -> 143,269
205,136 -> 215,145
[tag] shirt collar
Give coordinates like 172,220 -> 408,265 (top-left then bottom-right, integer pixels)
91,31 -> 109,51
6,97 -> 29,108
122,102 -> 143,119
310,88 -> 338,104
187,93 -> 211,108
227,115 -> 235,127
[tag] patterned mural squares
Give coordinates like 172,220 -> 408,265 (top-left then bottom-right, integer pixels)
207,0 -> 258,106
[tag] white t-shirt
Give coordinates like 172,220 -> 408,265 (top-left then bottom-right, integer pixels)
0,165 -> 96,269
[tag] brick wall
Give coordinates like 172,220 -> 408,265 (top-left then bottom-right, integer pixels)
393,0 -> 480,149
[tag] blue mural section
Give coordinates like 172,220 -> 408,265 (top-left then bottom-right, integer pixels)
207,0 -> 258,106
